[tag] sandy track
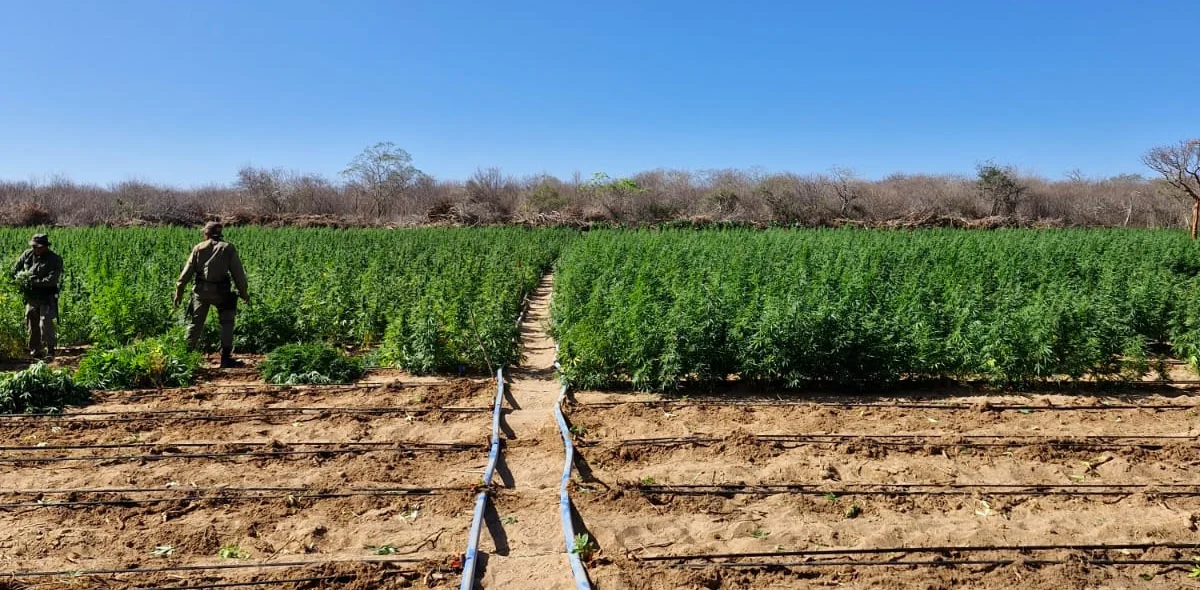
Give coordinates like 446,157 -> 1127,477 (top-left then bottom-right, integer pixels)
476,274 -> 577,589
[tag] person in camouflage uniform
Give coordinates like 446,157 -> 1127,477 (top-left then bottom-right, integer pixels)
174,222 -> 250,368
10,233 -> 63,361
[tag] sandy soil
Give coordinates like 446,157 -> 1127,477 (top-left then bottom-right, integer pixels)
566,389 -> 1200,589
476,275 -> 577,589
0,377 -> 497,588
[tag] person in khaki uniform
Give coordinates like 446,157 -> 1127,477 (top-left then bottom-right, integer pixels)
10,233 -> 63,361
174,222 -> 250,368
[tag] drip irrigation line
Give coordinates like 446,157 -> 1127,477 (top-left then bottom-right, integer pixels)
0,406 -> 492,422
93,384 -> 370,403
612,434 -> 1197,449
103,383 -> 369,396
2,485 -> 464,495
632,482 -> 1200,497
668,558 -> 1196,569
573,400 -> 1200,411
635,542 -> 1200,562
92,379 -> 471,403
0,486 -> 469,509
5,557 -> 425,578
0,442 -> 482,464
0,440 -> 473,452
133,571 -> 413,590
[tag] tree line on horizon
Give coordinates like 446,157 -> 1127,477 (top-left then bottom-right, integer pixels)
1,139 -> 1197,232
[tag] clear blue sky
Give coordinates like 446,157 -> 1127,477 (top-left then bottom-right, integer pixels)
1,0 -> 1196,186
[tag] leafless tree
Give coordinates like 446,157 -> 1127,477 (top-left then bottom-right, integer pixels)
287,173 -> 342,215
236,166 -> 286,213
829,166 -> 863,217
341,142 -> 425,218
1142,139 -> 1200,239
465,167 -> 521,221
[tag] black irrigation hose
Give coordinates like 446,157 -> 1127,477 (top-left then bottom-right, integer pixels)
95,380 -> 486,402
0,406 -> 492,421
633,483 -> 1200,497
138,569 -> 423,590
612,434 -> 1198,449
635,542 -> 1200,562
669,558 -> 1196,569
0,441 -> 472,451
1,485 -> 463,495
106,384 -> 370,395
4,557 -> 426,578
93,384 -> 371,403
0,486 -> 470,509
0,442 -> 483,464
134,573 -> 408,590
574,400 -> 1200,411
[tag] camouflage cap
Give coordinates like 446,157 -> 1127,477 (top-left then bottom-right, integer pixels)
29,233 -> 50,247
203,221 -> 223,236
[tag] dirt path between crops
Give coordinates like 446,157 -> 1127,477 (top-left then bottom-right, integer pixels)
479,274 -> 575,589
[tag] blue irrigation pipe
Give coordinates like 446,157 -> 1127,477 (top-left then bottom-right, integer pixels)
459,366 -> 506,590
555,383 -> 593,590
553,348 -> 594,590
460,294 -> 530,589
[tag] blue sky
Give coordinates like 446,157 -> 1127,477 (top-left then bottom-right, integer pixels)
1,0 -> 1196,186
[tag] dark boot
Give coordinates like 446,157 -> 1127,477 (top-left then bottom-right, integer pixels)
219,348 -> 244,368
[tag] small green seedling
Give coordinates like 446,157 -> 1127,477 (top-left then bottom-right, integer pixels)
750,528 -> 770,540
844,505 -> 862,519
367,544 -> 398,555
151,545 -> 174,557
568,425 -> 588,437
639,476 -> 656,486
570,533 -> 596,561
218,544 -> 249,559
502,516 -> 518,525
824,493 -> 839,502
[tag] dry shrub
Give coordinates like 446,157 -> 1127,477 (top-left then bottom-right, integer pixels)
3,202 -> 56,226
0,165 -> 1190,229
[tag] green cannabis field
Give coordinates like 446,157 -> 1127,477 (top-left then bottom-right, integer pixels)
551,228 -> 1200,390
5,226 -> 1200,393
0,227 -> 572,374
